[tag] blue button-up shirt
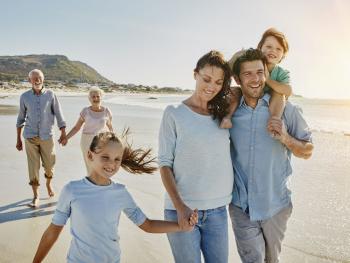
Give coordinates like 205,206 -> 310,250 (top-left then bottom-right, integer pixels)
229,94 -> 312,221
16,88 -> 66,140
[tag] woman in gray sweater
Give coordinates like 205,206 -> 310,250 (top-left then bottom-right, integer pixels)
158,50 -> 234,263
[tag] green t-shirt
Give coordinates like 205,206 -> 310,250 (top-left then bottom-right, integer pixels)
264,65 -> 290,93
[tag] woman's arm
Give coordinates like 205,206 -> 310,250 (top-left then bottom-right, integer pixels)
105,108 -> 113,132
106,118 -> 113,132
66,117 -> 84,140
32,223 -> 64,263
160,166 -> 195,230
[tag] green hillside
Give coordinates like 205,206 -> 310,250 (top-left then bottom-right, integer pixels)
0,55 -> 112,84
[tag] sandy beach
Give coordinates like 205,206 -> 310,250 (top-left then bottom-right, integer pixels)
0,93 -> 349,263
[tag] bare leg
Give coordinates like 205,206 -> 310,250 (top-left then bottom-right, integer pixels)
29,185 -> 39,208
46,178 -> 55,197
220,87 -> 241,129
268,91 -> 286,137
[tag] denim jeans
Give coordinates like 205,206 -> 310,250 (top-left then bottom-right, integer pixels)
164,206 -> 228,263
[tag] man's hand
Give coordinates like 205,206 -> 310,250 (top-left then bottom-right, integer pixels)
58,129 -> 67,146
267,117 -> 288,144
16,139 -> 23,151
176,204 -> 195,230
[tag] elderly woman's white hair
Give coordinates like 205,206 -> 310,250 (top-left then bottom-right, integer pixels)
88,86 -> 104,97
28,69 -> 44,79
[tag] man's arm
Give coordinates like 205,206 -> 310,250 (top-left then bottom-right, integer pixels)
16,95 -> 26,151
51,93 -> 66,130
268,117 -> 314,159
51,94 -> 67,145
16,127 -> 23,151
280,132 -> 314,159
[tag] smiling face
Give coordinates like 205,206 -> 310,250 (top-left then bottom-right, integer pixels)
29,72 -> 44,92
260,36 -> 285,66
194,65 -> 224,103
88,141 -> 124,185
89,91 -> 102,107
234,60 -> 266,107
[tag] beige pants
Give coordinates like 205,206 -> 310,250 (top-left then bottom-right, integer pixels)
25,137 -> 55,186
80,133 -> 95,174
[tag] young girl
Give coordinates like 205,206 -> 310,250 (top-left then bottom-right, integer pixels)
33,131 -> 198,263
220,28 -> 292,135
64,87 -> 113,172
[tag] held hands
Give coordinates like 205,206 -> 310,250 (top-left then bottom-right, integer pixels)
58,130 -> 68,146
188,209 -> 198,228
267,117 -> 288,144
177,204 -> 198,231
181,209 -> 198,232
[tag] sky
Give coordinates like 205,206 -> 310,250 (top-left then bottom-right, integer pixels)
1,0 -> 349,99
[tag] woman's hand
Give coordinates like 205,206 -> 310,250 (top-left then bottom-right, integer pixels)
177,204 -> 195,230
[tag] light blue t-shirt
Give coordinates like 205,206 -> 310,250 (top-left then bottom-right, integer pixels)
158,103 -> 234,210
52,178 -> 147,263
229,94 -> 312,221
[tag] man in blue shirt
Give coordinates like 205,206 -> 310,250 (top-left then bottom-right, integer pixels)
228,49 -> 313,263
16,69 -> 67,208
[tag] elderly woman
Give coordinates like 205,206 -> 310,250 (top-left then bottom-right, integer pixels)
158,50 -> 234,263
66,87 -> 113,171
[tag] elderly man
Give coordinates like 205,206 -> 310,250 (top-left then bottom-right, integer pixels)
16,69 -> 67,207
228,49 -> 313,263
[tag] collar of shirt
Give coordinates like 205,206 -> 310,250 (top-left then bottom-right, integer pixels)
31,86 -> 46,95
238,93 -> 271,108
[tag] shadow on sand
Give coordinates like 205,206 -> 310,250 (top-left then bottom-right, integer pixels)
0,199 -> 57,223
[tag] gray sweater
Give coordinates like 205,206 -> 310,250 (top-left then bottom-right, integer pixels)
158,103 -> 234,210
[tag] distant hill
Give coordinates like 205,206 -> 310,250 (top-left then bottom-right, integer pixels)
0,54 -> 112,84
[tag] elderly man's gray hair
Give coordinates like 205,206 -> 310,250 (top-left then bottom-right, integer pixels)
28,69 -> 44,79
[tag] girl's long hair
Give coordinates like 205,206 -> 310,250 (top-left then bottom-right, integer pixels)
89,129 -> 157,174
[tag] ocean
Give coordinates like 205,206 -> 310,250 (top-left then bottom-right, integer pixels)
104,94 -> 350,136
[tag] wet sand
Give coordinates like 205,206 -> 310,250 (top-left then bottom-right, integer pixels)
0,95 -> 349,262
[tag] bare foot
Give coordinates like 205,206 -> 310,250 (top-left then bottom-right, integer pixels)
28,197 -> 39,208
220,117 -> 233,129
46,182 -> 55,197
